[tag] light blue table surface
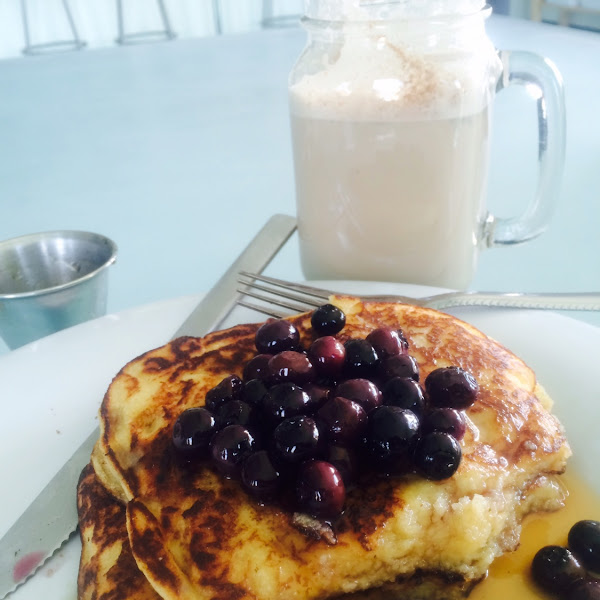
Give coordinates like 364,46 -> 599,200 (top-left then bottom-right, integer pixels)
0,14 -> 598,354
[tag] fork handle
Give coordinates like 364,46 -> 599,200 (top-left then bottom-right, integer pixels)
424,292 -> 600,312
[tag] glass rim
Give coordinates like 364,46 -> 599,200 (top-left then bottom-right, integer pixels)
301,2 -> 492,26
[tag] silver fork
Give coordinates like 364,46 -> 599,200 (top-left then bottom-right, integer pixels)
237,272 -> 600,318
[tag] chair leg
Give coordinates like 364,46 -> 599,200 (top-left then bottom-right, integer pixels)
62,0 -> 85,45
116,0 -> 176,45
262,0 -> 273,23
116,0 -> 125,43
156,0 -> 175,35
213,0 -> 222,34
21,0 -> 33,50
21,0 -> 86,56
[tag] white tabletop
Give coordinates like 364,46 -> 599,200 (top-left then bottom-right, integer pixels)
0,14 -> 599,355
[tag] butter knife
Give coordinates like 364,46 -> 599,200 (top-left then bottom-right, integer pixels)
0,213 -> 297,599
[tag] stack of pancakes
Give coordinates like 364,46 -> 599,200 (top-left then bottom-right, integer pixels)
77,296 -> 571,600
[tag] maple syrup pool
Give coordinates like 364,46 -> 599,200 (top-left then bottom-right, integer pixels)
470,471 -> 600,599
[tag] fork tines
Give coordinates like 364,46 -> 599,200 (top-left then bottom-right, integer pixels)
236,272 -> 331,318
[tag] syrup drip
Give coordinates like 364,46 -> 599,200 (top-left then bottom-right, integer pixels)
470,472 -> 600,599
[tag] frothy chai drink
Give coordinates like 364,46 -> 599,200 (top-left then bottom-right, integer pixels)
289,8 -> 501,289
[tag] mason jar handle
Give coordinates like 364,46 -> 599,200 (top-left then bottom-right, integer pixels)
485,50 -> 566,247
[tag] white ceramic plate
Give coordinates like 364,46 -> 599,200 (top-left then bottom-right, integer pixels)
1,282 -> 599,600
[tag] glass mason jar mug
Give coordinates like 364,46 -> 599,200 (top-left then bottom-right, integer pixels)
289,0 -> 565,289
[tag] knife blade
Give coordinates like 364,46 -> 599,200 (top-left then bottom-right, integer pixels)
0,213 -> 297,599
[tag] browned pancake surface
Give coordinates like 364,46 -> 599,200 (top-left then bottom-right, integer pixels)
77,464 -> 160,600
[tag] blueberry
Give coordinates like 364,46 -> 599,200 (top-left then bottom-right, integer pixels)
255,319 -> 300,354
311,304 -> 346,336
570,578 -> 600,600
309,336 -> 346,377
268,350 -> 315,385
241,450 -> 282,502
362,405 -> 420,475
531,545 -> 587,594
316,396 -> 367,446
205,374 -> 243,412
382,377 -> 426,417
241,378 -> 269,407
296,460 -> 345,519
334,378 -> 382,413
216,400 -> 254,429
421,408 -> 467,440
569,520 -> 600,573
378,354 -> 419,382
262,382 -> 311,425
210,424 -> 256,479
413,432 -> 462,480
272,416 -> 321,464
323,445 -> 358,486
303,382 -> 331,413
344,339 -> 379,379
366,327 -> 408,358
243,354 -> 272,382
172,407 -> 217,458
425,366 -> 479,409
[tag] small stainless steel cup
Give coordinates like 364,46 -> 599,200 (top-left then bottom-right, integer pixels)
0,230 -> 118,349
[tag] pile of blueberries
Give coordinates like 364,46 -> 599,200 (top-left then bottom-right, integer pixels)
532,520 -> 600,600
172,304 -> 479,521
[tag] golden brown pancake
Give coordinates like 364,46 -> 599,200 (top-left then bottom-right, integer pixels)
81,296 -> 571,600
77,464 -> 160,600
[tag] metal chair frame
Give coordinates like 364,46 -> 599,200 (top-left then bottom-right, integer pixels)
212,0 -> 222,34
21,0 -> 86,56
116,0 -> 176,45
